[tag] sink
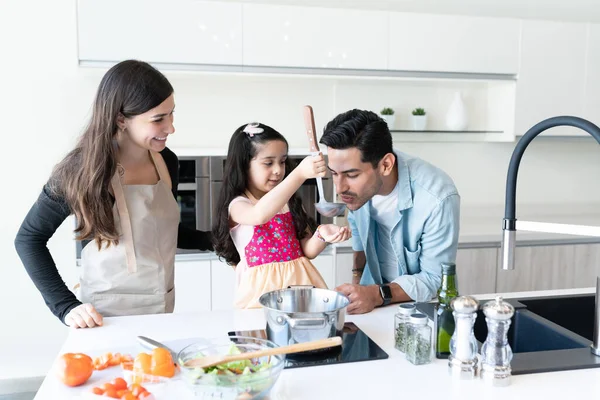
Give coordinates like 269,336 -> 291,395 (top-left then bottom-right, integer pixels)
416,297 -> 600,375
472,308 -> 588,354
518,294 -> 595,341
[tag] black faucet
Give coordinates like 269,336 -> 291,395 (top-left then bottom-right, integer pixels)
499,115 -> 600,356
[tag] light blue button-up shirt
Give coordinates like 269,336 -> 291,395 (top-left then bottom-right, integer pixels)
348,150 -> 460,302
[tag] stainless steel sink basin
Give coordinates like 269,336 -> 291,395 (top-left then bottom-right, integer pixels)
416,296 -> 600,375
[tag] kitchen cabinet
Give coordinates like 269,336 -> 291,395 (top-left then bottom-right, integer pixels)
210,259 -> 237,311
455,248 -> 498,296
389,13 -> 520,74
335,251 -> 354,288
173,260 -> 211,313
242,4 -> 388,70
77,0 -> 243,65
515,20 -> 588,136
496,243 -> 600,292
583,23 -> 600,128
312,254 -> 335,289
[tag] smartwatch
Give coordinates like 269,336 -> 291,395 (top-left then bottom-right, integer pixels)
379,284 -> 392,306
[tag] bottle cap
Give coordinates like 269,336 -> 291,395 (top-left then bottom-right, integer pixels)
450,296 -> 479,314
482,296 -> 515,321
409,313 -> 428,325
441,262 -> 456,275
397,303 -> 416,316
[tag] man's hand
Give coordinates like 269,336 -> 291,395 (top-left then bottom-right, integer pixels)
335,284 -> 382,314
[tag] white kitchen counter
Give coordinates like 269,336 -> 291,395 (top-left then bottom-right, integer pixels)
29,287 -> 599,399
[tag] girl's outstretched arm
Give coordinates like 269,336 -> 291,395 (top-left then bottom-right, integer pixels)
230,154 -> 326,226
301,225 -> 352,259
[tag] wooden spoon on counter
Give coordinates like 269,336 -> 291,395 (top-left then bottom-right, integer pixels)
183,336 -> 342,369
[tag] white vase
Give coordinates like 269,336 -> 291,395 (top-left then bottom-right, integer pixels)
412,115 -> 427,131
380,114 -> 396,129
445,91 -> 468,131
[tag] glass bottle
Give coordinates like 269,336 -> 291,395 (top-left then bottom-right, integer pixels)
394,303 -> 416,352
406,313 -> 432,365
436,262 -> 459,359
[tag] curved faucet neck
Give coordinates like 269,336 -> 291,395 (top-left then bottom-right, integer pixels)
504,116 -> 600,221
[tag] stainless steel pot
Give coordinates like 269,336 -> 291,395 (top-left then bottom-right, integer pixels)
258,287 -> 350,347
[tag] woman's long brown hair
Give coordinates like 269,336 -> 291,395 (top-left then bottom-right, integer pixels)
49,60 -> 173,249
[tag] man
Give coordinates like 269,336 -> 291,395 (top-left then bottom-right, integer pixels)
320,109 -> 460,314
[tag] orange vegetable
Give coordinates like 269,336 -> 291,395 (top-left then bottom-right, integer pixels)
130,383 -> 147,397
55,353 -> 94,387
111,377 -> 128,391
91,381 -> 151,400
94,352 -> 133,370
130,348 -> 175,383
150,348 -> 175,378
103,388 -> 119,398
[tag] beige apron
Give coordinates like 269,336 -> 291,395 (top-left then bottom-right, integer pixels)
79,151 -> 179,317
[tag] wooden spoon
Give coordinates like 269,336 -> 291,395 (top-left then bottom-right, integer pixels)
182,336 -> 342,369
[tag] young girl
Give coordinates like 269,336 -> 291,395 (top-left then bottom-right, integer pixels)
213,122 -> 351,308
14,60 -> 213,328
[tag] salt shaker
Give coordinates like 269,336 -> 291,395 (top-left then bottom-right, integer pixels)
480,296 -> 515,387
448,296 -> 479,379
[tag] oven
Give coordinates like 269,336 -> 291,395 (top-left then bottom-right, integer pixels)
177,156 -> 210,231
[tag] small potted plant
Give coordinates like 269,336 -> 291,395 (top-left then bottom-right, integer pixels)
380,107 -> 395,129
411,108 -> 427,131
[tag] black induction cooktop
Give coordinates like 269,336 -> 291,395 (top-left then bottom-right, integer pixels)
227,322 -> 388,369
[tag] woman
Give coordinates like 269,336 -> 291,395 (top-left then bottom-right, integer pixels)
14,60 -> 212,329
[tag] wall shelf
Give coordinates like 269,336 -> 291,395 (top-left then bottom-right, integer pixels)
391,130 -> 513,143
391,130 -> 504,134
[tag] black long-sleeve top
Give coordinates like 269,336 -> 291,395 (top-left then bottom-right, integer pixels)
14,147 -> 213,323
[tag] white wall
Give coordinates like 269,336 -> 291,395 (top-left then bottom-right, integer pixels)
2,0 -> 600,385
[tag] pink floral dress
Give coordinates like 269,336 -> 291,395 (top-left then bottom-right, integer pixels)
228,196 -> 327,309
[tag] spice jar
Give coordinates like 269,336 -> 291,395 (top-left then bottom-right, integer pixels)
406,313 -> 432,365
395,303 -> 416,352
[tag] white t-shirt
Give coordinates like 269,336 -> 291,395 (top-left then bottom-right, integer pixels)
370,180 -> 400,283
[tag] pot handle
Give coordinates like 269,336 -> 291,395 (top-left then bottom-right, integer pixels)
286,285 -> 316,289
286,316 -> 328,329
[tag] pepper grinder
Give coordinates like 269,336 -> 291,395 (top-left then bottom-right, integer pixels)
448,296 -> 479,379
480,296 -> 515,387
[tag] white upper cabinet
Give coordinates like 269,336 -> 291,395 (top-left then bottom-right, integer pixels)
583,24 -> 600,129
389,13 -> 521,74
515,20 -> 587,136
242,4 -> 389,70
77,0 -> 243,65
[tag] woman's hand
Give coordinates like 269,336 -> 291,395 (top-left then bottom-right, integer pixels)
318,225 -> 352,243
295,153 -> 327,180
65,303 -> 103,328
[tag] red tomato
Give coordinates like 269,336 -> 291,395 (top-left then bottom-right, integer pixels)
111,377 -> 128,391
55,353 -> 94,387
103,388 -> 119,398
92,387 -> 104,395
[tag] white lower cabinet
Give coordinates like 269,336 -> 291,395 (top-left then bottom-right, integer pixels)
311,255 -> 335,290
211,259 -> 237,311
334,252 -> 354,288
173,260 -> 212,313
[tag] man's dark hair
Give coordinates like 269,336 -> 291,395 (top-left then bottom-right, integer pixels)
319,109 -> 393,168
